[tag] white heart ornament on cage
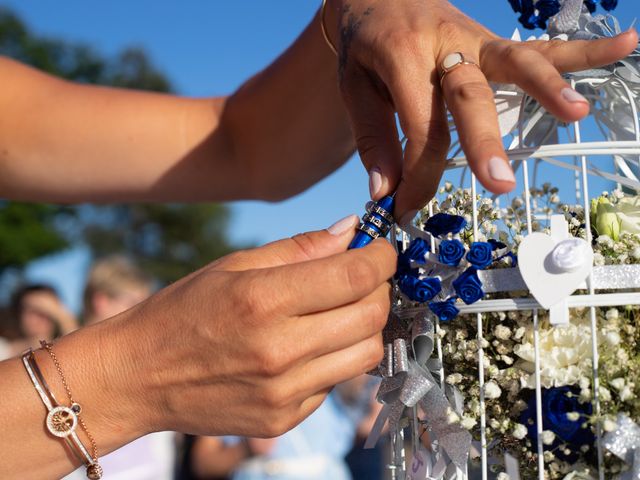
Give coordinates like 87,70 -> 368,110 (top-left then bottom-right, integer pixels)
518,232 -> 593,309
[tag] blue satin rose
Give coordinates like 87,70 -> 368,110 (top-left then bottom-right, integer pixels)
601,0 -> 618,10
396,238 -> 429,277
428,298 -> 460,322
521,387 -> 594,461
507,0 -> 522,12
398,275 -> 441,303
452,267 -> 484,305
466,242 -> 494,269
423,213 -> 467,238
438,239 -> 465,266
405,238 -> 429,263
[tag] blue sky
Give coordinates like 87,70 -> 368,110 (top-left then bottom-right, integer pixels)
8,0 -> 637,311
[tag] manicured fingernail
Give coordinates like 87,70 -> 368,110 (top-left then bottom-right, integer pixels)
399,210 -> 419,228
561,87 -> 588,105
369,167 -> 383,199
328,214 -> 359,236
488,156 -> 516,183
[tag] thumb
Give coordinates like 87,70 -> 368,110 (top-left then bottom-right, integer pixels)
340,65 -> 403,201
221,214 -> 360,271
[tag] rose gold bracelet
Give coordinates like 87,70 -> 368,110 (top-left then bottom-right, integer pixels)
22,343 -> 103,479
321,0 -> 338,56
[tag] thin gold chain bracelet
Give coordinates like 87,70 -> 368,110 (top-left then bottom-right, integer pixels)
39,341 -> 103,479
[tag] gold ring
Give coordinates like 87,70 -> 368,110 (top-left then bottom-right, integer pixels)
439,52 -> 479,87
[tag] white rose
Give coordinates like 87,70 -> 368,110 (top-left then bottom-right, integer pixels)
484,381 -> 502,399
512,423 -> 528,440
615,196 -> 640,235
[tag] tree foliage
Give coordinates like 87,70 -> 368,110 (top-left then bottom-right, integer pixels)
0,8 -> 237,282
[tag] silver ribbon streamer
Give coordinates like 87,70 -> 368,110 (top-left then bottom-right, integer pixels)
366,315 -> 471,475
603,414 -> 640,480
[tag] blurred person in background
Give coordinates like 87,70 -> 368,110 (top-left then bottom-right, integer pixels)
64,255 -> 176,480
0,283 -> 77,360
177,377 -> 382,480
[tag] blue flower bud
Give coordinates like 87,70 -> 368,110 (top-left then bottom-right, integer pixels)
452,267 -> 485,305
600,0 -> 618,11
438,239 -> 465,266
466,242 -> 494,269
428,298 -> 460,322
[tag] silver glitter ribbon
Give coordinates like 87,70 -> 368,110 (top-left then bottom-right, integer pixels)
366,315 -> 471,474
603,414 -> 640,480
478,264 -> 640,293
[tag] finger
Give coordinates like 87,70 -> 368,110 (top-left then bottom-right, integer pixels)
218,214 -> 360,271
293,332 -> 384,396
287,282 -> 390,359
439,59 -> 515,195
532,29 -> 638,74
340,63 -> 403,201
487,47 -> 589,123
259,238 -> 396,315
376,52 -> 451,222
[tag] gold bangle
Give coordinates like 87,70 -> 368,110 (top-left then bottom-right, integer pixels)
321,0 -> 338,56
40,341 -> 103,480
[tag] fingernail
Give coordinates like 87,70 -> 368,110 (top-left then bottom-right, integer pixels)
561,87 -> 588,105
369,167 -> 383,199
399,210 -> 419,228
328,214 -> 359,236
488,156 -> 516,183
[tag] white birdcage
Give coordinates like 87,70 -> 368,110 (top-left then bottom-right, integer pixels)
368,3 -> 640,480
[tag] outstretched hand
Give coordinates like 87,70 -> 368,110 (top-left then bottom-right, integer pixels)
327,0 -> 638,222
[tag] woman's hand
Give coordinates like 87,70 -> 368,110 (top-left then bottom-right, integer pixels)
326,0 -> 638,221
119,214 -> 395,438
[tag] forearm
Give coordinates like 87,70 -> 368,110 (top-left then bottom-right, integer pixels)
0,312 -> 151,479
222,8 -> 354,201
0,56 -> 239,203
0,8 -> 353,204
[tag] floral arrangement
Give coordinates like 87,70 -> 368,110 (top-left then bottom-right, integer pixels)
507,0 -> 619,30
397,183 -> 640,479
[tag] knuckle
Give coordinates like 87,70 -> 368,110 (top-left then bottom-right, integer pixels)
257,348 -> 292,378
288,233 -> 319,261
376,29 -> 424,57
261,383 -> 293,410
450,80 -> 492,103
344,258 -> 379,297
366,293 -> 390,333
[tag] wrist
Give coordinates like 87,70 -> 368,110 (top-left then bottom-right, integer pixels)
44,310 -> 154,455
